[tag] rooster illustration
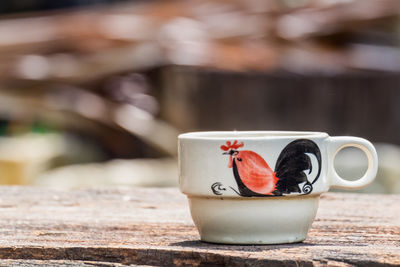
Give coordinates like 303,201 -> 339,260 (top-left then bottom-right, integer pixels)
213,139 -> 321,196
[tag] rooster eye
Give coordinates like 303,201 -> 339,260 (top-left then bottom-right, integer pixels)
237,158 -> 242,161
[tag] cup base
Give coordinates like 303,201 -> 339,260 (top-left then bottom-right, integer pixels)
188,195 -> 319,245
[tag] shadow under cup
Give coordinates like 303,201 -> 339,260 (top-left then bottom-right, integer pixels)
178,131 -> 378,244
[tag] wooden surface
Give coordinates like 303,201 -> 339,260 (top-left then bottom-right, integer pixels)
0,187 -> 398,266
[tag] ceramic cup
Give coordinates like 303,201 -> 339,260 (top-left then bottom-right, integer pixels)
178,131 -> 378,244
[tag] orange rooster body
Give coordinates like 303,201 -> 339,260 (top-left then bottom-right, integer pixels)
229,150 -> 278,195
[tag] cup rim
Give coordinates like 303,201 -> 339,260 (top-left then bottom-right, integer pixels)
178,131 -> 329,140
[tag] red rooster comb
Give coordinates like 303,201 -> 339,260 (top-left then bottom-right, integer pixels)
220,140 -> 244,151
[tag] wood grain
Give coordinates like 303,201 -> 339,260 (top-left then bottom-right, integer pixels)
0,187 -> 398,266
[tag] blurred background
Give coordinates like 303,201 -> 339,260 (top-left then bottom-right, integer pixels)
0,0 -> 399,193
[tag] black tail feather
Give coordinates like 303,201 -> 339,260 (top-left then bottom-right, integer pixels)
274,139 -> 321,195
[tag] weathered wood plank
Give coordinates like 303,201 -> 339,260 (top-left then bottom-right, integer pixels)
0,259 -> 148,266
0,187 -> 398,266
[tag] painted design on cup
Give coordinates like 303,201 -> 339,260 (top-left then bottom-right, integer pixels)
212,139 -> 322,197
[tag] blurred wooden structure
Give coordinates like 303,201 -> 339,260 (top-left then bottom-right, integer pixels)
0,0 -> 399,162
0,0 -> 398,137
0,0 -> 399,83
0,187 -> 398,266
157,66 -> 400,144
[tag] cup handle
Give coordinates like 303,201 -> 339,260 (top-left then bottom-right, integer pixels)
328,136 -> 378,190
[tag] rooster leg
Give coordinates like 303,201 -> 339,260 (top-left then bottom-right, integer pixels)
229,186 -> 242,196
272,190 -> 282,196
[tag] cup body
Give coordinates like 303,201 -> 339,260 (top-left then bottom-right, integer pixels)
178,131 -> 377,244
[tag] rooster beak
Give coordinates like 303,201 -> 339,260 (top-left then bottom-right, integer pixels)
222,152 -> 229,155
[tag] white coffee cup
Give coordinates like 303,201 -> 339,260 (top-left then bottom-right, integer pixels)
178,131 -> 378,244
